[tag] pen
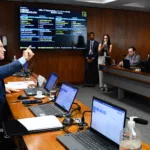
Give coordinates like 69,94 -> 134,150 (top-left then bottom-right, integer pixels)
11,100 -> 20,103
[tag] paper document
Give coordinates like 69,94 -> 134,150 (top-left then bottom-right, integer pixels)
5,83 -> 28,89
18,116 -> 63,131
8,81 -> 35,85
5,81 -> 35,89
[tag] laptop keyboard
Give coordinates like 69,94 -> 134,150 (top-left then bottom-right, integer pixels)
33,104 -> 65,116
71,130 -> 118,150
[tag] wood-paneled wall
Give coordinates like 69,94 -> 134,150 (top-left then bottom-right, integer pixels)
0,1 -> 150,83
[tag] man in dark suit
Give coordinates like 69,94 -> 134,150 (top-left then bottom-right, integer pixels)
84,32 -> 99,85
0,39 -> 34,122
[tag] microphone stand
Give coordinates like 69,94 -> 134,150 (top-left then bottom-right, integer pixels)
78,110 -> 92,127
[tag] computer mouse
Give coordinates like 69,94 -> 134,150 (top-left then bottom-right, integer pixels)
17,94 -> 29,100
62,117 -> 74,126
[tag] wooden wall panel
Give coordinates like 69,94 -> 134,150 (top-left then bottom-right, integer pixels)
136,12 -> 150,59
101,9 -> 116,59
0,1 -> 150,83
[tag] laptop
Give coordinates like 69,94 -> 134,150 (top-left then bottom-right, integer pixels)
24,72 -> 58,96
57,96 -> 126,150
123,59 -> 130,69
28,83 -> 78,117
123,59 -> 137,70
13,62 -> 29,77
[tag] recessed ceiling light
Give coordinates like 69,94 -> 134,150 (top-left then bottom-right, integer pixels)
75,0 -> 117,4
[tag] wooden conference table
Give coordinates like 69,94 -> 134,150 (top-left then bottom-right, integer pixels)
99,65 -> 150,99
4,75 -> 150,150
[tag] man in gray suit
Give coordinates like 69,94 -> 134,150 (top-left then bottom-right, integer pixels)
119,46 -> 141,67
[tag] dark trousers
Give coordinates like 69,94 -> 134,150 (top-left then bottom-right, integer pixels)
84,59 -> 98,85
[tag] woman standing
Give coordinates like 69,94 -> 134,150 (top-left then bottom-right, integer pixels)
98,34 -> 112,91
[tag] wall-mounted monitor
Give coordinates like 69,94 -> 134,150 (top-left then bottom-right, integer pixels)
20,6 -> 87,50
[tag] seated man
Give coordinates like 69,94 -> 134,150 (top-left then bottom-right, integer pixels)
119,46 -> 141,67
0,39 -> 34,123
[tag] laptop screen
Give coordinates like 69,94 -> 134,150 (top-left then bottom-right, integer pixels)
91,97 -> 126,145
44,73 -> 58,92
55,83 -> 78,112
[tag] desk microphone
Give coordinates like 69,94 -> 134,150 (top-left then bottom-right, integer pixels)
30,72 -> 39,87
79,110 -> 92,126
133,118 -> 148,125
126,117 -> 148,125
22,99 -> 42,104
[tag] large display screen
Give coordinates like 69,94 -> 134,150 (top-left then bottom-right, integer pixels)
20,6 -> 87,50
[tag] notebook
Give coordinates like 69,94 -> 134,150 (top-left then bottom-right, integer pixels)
2,115 -> 63,137
24,72 -> 58,96
57,96 -> 126,150
28,83 -> 78,117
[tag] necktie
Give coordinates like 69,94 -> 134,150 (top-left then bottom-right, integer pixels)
90,41 -> 93,55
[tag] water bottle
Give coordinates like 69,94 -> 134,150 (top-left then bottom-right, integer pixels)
120,117 -> 142,150
112,59 -> 115,65
12,55 -> 17,62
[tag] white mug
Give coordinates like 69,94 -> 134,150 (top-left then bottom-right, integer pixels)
37,91 -> 42,96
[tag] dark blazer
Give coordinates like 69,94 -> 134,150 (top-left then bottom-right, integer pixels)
85,40 -> 99,59
0,60 -> 22,120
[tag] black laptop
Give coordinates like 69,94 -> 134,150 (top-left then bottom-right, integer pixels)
123,59 -> 137,70
28,83 -> 78,117
123,59 -> 131,69
57,96 -> 126,150
24,72 -> 58,96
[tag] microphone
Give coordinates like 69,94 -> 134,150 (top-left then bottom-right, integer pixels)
126,117 -> 148,125
133,118 -> 148,125
30,72 -> 39,87
22,99 -> 42,104
79,110 -> 91,126
65,103 -> 81,117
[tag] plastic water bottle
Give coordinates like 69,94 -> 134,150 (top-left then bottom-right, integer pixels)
120,117 -> 142,150
112,59 -> 115,65
12,55 -> 17,62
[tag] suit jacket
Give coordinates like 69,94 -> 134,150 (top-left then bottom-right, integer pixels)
85,40 -> 99,59
0,60 -> 22,120
125,53 -> 141,66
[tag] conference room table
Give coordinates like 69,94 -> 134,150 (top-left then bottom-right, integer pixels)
4,75 -> 150,150
99,64 -> 150,99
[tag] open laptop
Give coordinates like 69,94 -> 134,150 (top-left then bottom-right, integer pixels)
13,62 -> 29,77
123,59 -> 137,70
28,83 -> 78,117
24,72 -> 58,96
57,96 -> 126,150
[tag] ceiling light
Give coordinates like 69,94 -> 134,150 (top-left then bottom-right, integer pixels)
75,0 -> 117,4
123,2 -> 145,8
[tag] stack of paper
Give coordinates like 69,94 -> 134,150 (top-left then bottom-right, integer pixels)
18,116 -> 63,131
5,81 -> 35,89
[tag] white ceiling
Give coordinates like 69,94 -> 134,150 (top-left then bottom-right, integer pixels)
5,0 -> 150,12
